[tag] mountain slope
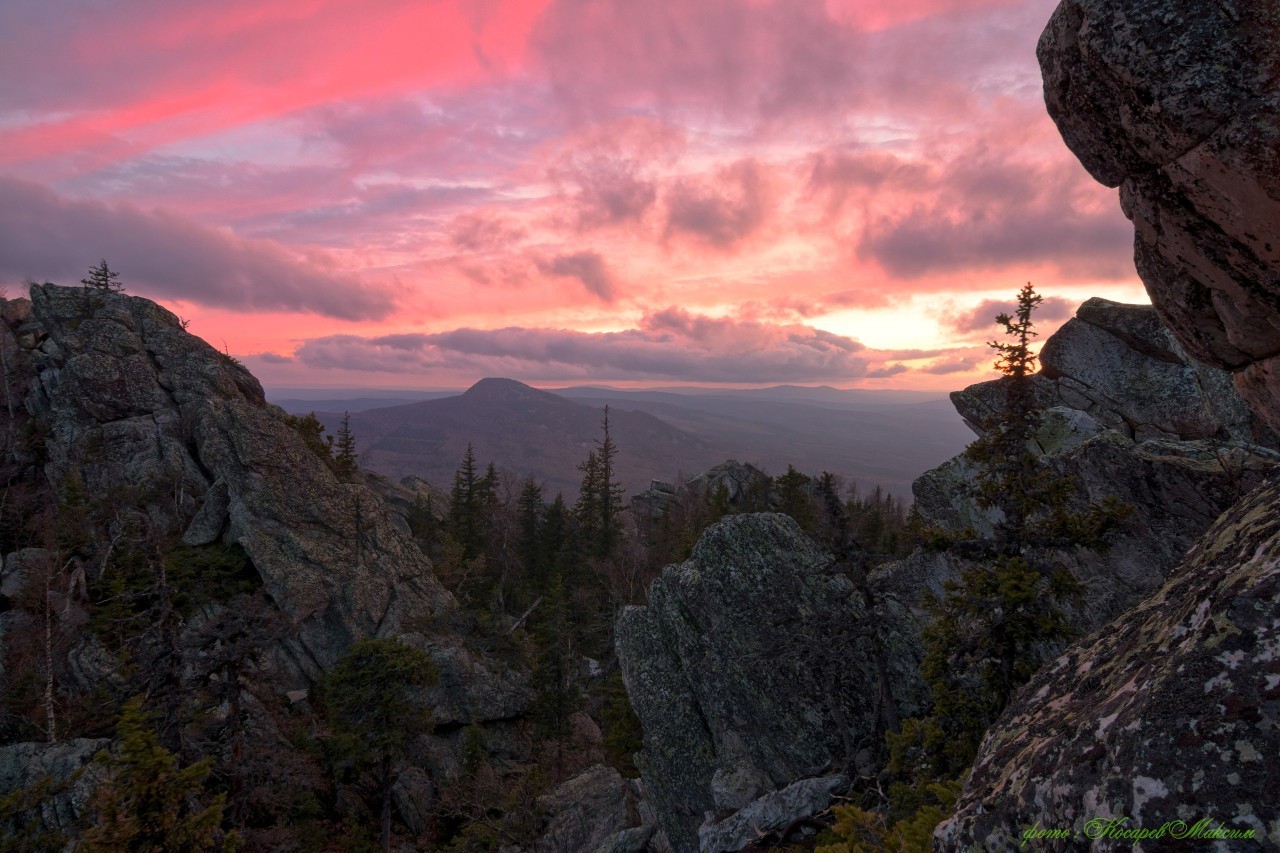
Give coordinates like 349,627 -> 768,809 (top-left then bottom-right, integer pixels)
329,378 -> 724,498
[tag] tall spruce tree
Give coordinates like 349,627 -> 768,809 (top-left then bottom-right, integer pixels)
574,450 -> 601,549
594,406 -> 624,556
886,283 -> 1128,808
575,408 -> 624,558
516,478 -> 544,589
333,411 -> 358,481
321,639 -> 437,853
449,444 -> 481,559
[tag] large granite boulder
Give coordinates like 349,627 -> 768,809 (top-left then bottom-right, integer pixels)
0,739 -> 109,840
1,284 -> 526,723
615,513 -> 927,852
938,476 -> 1280,848
1038,0 -> 1280,434
631,460 -> 771,519
875,299 -> 1278,629
532,764 -> 647,853
937,2 -> 1280,845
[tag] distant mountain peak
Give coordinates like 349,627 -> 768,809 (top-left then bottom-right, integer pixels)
462,377 -> 547,400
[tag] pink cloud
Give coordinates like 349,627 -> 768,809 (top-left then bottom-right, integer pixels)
536,251 -> 617,301
293,310 -> 882,383
0,0 -> 1137,391
0,176 -> 393,320
946,295 -> 1074,337
664,160 -> 771,249
0,0 -> 549,172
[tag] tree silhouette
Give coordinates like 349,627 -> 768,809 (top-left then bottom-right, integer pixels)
80,260 -> 123,292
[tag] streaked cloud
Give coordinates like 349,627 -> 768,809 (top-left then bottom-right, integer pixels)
0,176 -> 394,320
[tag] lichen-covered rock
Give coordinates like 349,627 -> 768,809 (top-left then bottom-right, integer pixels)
938,476 -> 1280,849
616,514 -> 927,852
0,738 -> 110,839
1,284 -> 527,721
1038,0 -> 1280,433
877,299 -> 1278,629
950,299 -> 1273,446
531,764 -> 643,853
697,774 -> 845,853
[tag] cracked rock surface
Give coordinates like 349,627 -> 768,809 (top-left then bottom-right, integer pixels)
1039,0 -> 1280,433
616,514 -> 927,852
2,284 -> 526,723
875,298 -> 1278,630
938,2 -> 1280,845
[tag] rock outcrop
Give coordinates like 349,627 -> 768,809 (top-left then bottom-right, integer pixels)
938,475 -> 1280,848
630,460 -> 771,519
939,1 -> 1280,845
615,514 -> 927,852
532,764 -> 648,853
0,284 -> 526,723
875,298 -> 1278,628
1039,0 -> 1280,434
0,739 -> 109,840
951,298 -> 1270,447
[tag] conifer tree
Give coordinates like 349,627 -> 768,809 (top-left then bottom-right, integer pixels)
407,491 -> 440,556
516,478 -> 544,588
321,639 -> 438,853
529,570 -> 575,745
81,698 -> 232,852
889,283 -> 1128,800
476,462 -> 501,546
80,259 -> 123,292
540,494 -> 570,577
333,411 -> 358,481
283,412 -> 334,465
574,450 -> 601,548
775,465 -> 816,530
575,408 -> 625,558
449,444 -> 481,559
594,406 -> 625,556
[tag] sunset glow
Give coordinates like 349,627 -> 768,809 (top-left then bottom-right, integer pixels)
0,0 -> 1145,390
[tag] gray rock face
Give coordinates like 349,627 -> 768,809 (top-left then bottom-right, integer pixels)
938,476 -> 1280,849
532,764 -> 645,853
951,298 -> 1272,446
615,514 -> 927,852
878,299 -> 1278,629
935,4 -> 1280,846
631,460 -> 770,518
0,739 -> 109,838
1038,0 -> 1280,433
697,774 -> 844,853
1,284 -> 526,722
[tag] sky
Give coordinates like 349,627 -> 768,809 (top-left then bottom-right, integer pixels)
0,0 -> 1148,391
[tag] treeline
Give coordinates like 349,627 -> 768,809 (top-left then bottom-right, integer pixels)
0,381 -> 918,851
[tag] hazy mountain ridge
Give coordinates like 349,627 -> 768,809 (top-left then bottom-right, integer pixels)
283,379 -> 973,500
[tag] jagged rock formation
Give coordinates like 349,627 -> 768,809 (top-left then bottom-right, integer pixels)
532,764 -> 648,853
615,514 -> 927,852
1039,0 -> 1280,435
951,298 -> 1270,447
940,1 -> 1280,845
630,460 -> 770,518
0,284 -> 526,723
938,474 -> 1280,848
875,298 -> 1278,628
0,739 -> 108,840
